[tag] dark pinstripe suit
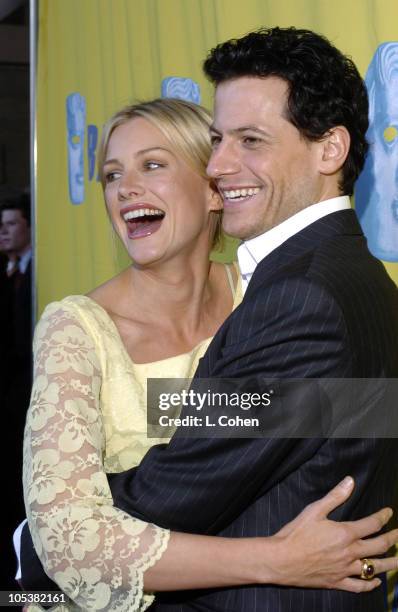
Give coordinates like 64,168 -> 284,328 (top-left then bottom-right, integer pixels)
110,210 -> 398,611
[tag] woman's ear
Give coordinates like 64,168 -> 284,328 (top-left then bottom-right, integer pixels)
207,181 -> 223,212
318,126 -> 351,176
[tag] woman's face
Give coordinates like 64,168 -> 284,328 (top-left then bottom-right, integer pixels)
103,117 -> 221,267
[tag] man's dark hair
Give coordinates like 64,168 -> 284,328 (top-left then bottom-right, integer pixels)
0,192 -> 31,226
203,27 -> 369,195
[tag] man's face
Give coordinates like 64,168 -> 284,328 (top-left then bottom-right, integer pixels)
207,76 -> 324,240
0,209 -> 31,256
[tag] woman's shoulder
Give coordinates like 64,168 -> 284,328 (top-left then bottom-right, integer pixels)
35,295 -> 114,348
39,294 -> 101,322
211,261 -> 241,306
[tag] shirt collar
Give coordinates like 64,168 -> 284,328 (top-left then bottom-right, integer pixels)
18,248 -> 32,274
237,195 -> 351,288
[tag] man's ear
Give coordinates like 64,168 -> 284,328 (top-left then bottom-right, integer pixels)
318,126 -> 350,176
207,182 -> 223,212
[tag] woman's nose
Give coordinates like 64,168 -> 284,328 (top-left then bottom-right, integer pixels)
118,171 -> 145,200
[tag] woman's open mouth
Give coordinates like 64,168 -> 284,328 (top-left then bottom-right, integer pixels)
122,207 -> 165,239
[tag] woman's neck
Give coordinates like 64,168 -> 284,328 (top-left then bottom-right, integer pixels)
127,252 -> 217,336
88,242 -> 235,362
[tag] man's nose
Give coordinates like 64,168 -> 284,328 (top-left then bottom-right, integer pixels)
207,142 -> 241,178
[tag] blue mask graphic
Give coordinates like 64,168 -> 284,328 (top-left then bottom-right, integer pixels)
66,93 -> 86,205
161,77 -> 201,103
355,42 -> 398,261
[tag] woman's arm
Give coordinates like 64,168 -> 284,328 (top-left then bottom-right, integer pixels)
23,303 -> 169,611
146,477 -> 397,593
20,474 -> 398,596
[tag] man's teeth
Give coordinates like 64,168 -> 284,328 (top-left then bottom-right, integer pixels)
223,187 -> 260,200
123,208 -> 165,221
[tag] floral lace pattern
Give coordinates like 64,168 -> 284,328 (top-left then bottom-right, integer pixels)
23,302 -> 170,611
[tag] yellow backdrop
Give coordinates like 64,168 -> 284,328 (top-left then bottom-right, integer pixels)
36,2 -> 398,608
36,0 -> 398,315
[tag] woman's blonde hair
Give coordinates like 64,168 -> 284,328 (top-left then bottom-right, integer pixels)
98,98 -> 223,249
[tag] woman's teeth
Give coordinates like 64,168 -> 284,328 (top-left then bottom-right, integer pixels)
123,208 -> 165,221
223,187 -> 260,200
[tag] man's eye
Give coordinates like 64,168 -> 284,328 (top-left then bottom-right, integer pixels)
210,135 -> 221,148
242,136 -> 261,145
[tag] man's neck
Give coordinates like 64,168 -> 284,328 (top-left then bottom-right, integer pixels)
237,195 -> 351,294
16,244 -> 32,259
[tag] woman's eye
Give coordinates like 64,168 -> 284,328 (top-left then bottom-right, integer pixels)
144,161 -> 164,170
105,171 -> 121,183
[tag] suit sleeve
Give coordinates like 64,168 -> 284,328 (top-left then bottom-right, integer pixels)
109,276 -> 351,533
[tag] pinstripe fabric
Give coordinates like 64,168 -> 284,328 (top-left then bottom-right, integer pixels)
114,211 -> 398,610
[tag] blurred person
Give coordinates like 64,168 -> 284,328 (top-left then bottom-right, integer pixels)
0,192 -> 32,592
18,99 -> 398,611
0,213 -> 14,394
0,193 -> 32,407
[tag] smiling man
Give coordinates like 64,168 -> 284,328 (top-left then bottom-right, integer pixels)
208,75 -> 349,239
111,28 -> 398,611
20,27 -> 398,612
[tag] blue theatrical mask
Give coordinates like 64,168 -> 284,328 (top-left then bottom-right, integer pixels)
66,93 -> 86,205
161,77 -> 201,103
355,42 -> 398,261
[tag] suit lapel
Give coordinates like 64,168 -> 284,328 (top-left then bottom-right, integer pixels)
245,209 -> 363,298
196,210 -> 363,377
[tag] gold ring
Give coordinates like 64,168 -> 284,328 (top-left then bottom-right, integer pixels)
360,558 -> 376,580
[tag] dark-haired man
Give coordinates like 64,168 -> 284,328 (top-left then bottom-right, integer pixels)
0,194 -> 32,379
20,28 -> 398,611
1,193 -> 33,590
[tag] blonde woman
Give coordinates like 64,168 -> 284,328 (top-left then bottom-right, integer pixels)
22,99 -> 398,611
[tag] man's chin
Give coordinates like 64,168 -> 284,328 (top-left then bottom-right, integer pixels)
222,222 -> 264,241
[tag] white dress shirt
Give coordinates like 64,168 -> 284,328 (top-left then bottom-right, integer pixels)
6,248 -> 32,276
18,248 -> 32,274
237,196 -> 351,294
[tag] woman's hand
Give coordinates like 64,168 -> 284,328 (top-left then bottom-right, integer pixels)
266,476 -> 398,591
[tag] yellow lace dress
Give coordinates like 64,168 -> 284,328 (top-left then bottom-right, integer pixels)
23,268 -> 242,612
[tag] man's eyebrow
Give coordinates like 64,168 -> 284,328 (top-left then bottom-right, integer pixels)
209,125 -> 272,137
103,147 -> 174,166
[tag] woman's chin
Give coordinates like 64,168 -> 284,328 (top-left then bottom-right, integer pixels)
128,246 -> 166,268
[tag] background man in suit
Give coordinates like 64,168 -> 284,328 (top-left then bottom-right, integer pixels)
0,193 -> 32,365
1,193 -> 32,591
21,27 -> 398,610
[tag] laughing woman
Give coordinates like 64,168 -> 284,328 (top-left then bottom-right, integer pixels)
22,99 -> 398,611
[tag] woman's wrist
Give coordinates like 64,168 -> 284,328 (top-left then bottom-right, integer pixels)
248,536 -> 286,586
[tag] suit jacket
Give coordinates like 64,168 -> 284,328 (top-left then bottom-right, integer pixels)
21,211 -> 398,611
6,258 -> 32,469
12,258 -> 32,370
4,260 -> 33,593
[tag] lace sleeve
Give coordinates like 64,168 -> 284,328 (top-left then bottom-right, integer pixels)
23,304 -> 170,611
